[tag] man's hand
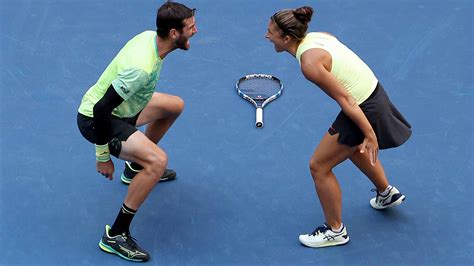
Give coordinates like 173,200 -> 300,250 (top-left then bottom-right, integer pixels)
358,135 -> 379,166
97,160 -> 115,180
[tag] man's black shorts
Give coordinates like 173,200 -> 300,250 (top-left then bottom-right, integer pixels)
77,113 -> 140,157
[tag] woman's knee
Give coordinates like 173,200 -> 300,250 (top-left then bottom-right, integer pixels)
309,157 -> 331,181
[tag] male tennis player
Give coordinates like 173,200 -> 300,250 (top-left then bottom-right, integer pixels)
77,1 -> 197,261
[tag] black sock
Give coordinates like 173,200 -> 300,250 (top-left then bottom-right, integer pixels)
109,203 -> 137,236
130,162 -> 143,171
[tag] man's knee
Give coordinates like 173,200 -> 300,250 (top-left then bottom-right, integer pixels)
172,96 -> 185,115
143,150 -> 168,180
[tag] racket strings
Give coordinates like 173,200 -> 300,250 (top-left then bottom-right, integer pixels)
238,79 -> 281,98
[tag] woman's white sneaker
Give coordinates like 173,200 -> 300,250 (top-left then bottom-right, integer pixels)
299,223 -> 349,248
370,186 -> 406,210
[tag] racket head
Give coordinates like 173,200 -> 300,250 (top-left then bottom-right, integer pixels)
236,74 -> 283,108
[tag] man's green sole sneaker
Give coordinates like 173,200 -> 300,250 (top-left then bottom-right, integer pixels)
98,225 -> 150,262
120,161 -> 177,184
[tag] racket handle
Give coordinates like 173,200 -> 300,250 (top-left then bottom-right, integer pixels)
256,107 -> 263,128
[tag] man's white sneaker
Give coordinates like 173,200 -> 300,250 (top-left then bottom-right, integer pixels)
299,223 -> 349,248
370,186 -> 406,210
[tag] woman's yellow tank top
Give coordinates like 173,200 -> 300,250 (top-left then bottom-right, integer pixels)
296,32 -> 378,104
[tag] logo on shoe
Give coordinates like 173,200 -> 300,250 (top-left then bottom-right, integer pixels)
323,231 -> 345,241
119,245 -> 146,258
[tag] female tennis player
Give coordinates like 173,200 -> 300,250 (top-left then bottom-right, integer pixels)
266,6 -> 411,248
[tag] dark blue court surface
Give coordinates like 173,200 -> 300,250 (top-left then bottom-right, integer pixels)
1,0 -> 473,265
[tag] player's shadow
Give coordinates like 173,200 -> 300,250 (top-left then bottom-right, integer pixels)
374,206 -> 409,218
135,175 -> 240,257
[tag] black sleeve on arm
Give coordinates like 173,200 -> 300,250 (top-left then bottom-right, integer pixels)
93,85 -> 124,145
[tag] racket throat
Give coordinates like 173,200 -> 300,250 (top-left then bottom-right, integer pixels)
256,107 -> 263,128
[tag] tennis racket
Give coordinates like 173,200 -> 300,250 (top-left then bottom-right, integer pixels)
236,74 -> 283,128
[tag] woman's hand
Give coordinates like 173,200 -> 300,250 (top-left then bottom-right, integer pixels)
359,135 -> 379,166
97,160 -> 115,180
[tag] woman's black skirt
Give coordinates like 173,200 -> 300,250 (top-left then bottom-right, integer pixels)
328,83 -> 412,149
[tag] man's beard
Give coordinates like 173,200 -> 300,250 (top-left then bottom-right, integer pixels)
176,35 -> 189,50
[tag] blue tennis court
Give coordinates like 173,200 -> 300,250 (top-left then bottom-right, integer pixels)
1,0 -> 472,265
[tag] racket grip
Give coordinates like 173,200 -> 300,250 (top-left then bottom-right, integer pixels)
255,107 -> 263,128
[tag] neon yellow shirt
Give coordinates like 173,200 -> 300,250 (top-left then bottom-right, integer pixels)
78,31 -> 163,118
296,32 -> 378,104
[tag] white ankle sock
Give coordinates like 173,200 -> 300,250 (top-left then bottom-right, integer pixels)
332,223 -> 344,232
380,185 -> 393,196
